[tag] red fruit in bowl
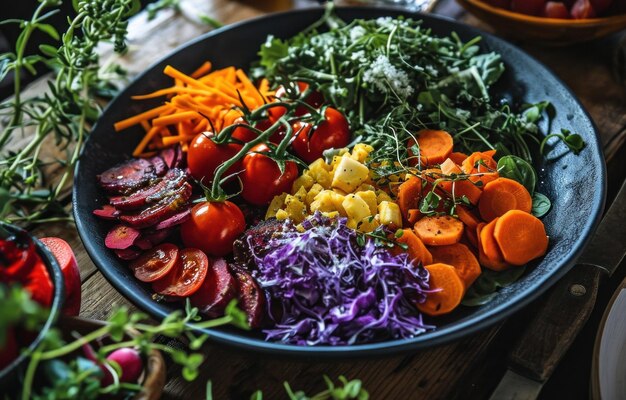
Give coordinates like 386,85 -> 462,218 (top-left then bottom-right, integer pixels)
484,0 -> 511,9
571,0 -> 597,18
511,0 -> 547,15
543,2 -> 571,17
102,348 -> 144,385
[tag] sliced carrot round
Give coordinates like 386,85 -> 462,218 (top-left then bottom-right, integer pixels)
397,177 -> 422,225
477,220 -> 510,271
494,210 -> 549,266
392,228 -> 433,266
414,215 -> 464,246
462,151 -> 499,187
407,130 -> 454,167
449,152 -> 468,165
456,206 -> 482,231
417,263 -> 465,316
429,243 -> 481,289
439,158 -> 483,205
478,177 -> 532,222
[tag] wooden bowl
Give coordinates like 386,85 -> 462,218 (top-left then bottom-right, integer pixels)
457,0 -> 626,45
59,316 -> 167,400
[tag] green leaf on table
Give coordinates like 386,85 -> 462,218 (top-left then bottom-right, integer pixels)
462,267 -> 526,306
497,155 -> 537,195
532,192 -> 551,218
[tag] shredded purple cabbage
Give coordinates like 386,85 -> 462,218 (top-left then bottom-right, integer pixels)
252,213 -> 434,345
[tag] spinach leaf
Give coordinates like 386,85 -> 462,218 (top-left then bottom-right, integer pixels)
532,192 -> 551,218
497,155 -> 537,194
462,267 -> 526,306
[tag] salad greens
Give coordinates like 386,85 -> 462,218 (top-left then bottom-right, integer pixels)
254,4 -> 584,176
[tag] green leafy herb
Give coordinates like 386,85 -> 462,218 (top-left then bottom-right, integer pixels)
531,192 -> 551,218
462,267 -> 526,306
540,128 -> 586,156
496,155 -> 537,195
0,0 -> 139,225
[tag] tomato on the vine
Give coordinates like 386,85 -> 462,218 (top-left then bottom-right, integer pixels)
267,82 -> 325,122
231,117 -> 274,143
180,201 -> 246,256
291,107 -> 351,164
240,144 -> 298,205
187,132 -> 242,184
151,248 -> 208,297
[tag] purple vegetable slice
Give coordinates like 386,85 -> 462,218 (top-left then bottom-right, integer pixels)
105,225 -> 141,249
154,209 -> 191,230
93,205 -> 121,220
149,156 -> 167,176
97,158 -> 158,195
108,168 -> 187,210
232,266 -> 266,328
190,258 -> 237,317
119,183 -> 192,229
114,247 -> 142,260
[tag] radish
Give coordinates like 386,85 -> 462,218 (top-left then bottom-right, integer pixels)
41,237 -> 82,316
102,348 -> 144,385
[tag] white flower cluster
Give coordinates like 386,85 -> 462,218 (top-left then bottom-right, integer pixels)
363,54 -> 414,99
350,25 -> 367,41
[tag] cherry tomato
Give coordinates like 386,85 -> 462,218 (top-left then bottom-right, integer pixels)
267,82 -> 325,122
231,117 -> 272,143
511,0 -> 546,15
180,201 -> 246,256
240,144 -> 298,205
129,243 -> 179,282
291,107 -> 351,164
151,248 -> 208,297
187,132 -> 242,184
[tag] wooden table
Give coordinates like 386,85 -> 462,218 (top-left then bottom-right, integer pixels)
16,0 -> 626,398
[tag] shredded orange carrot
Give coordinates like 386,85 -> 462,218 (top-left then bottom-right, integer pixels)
116,61 -> 273,154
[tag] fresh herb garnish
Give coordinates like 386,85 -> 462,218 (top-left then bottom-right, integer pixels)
0,0 -> 139,224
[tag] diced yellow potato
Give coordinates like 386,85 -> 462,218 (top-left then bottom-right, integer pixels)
378,201 -> 402,228
292,173 -> 314,193
311,190 -> 336,213
285,196 -> 307,223
265,193 -> 287,219
331,156 -> 369,193
276,209 -> 289,220
310,158 -> 332,172
306,183 -> 324,206
355,191 -> 377,215
342,194 -> 371,222
309,166 -> 332,189
322,211 -> 340,219
293,186 -> 308,202
357,183 -> 376,192
376,190 -> 393,204
329,191 -> 347,216
346,218 -> 358,230
350,143 -> 374,163
357,216 -> 380,233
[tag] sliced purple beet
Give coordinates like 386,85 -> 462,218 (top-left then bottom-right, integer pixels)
149,156 -> 167,176
159,148 -> 176,169
232,267 -> 266,329
173,145 -> 184,168
119,183 -> 192,229
154,209 -> 191,230
114,247 -> 142,260
105,225 -> 141,249
93,205 -> 121,220
97,158 -> 157,195
143,229 -> 172,246
190,258 -> 237,318
109,168 -> 187,210
134,237 -> 153,250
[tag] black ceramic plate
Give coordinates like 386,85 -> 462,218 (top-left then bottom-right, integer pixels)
73,6 -> 606,357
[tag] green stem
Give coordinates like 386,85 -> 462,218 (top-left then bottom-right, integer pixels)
21,352 -> 42,400
39,325 -> 110,360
